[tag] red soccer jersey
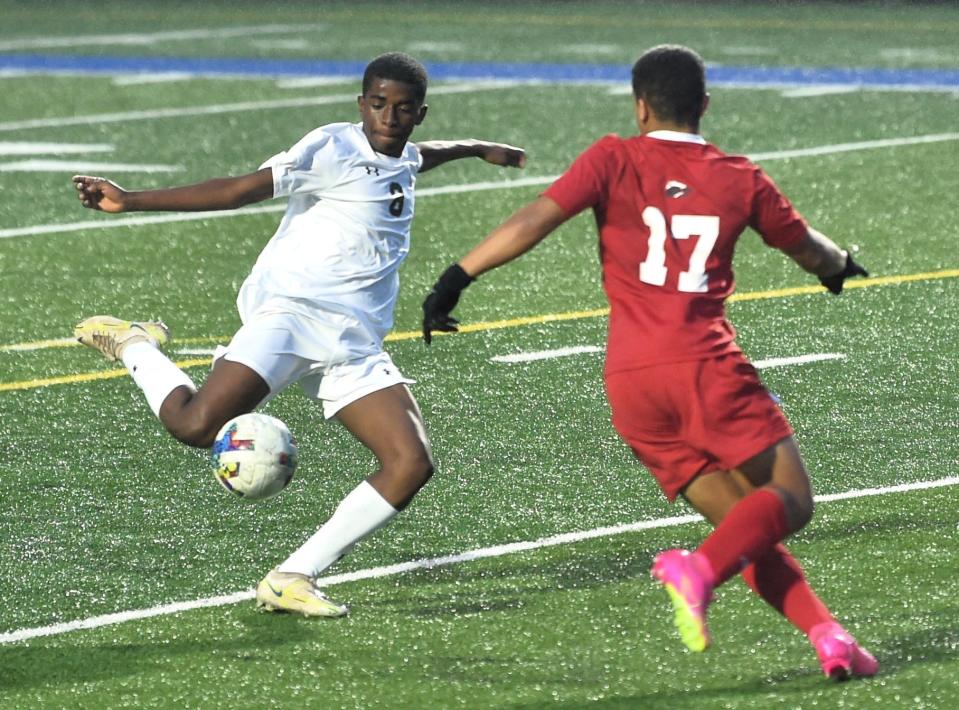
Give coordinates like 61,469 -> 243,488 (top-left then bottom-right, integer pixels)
543,132 -> 808,375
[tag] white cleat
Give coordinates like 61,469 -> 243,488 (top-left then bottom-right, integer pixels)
74,315 -> 170,362
255,569 -> 348,618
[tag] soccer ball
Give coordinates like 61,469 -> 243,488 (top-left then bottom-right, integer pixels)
211,413 -> 298,501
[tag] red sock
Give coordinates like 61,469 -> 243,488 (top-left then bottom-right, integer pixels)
741,544 -> 834,635
696,488 -> 789,585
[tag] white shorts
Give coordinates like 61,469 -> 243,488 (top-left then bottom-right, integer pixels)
214,312 -> 413,419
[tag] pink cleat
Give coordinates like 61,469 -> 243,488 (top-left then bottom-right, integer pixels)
809,622 -> 879,680
651,549 -> 716,652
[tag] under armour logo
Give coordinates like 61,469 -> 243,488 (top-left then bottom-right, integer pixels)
365,166 -> 380,176
665,180 -> 689,198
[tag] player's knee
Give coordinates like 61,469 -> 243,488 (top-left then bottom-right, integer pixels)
782,487 -> 814,532
389,445 -> 434,486
166,411 -> 223,449
794,495 -> 814,530
407,448 -> 435,484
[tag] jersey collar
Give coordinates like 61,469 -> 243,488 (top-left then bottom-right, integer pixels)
645,130 -> 706,145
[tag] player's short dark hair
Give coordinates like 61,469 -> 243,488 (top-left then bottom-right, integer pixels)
362,52 -> 428,103
631,45 -> 706,128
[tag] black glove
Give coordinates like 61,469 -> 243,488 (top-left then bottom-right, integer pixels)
819,253 -> 868,295
422,263 -> 474,345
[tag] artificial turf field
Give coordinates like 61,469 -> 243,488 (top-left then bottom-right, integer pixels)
1,1 -> 958,707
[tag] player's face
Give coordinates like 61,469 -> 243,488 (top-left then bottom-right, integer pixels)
358,78 -> 427,157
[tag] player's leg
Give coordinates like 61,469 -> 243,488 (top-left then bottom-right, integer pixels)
260,380 -> 433,618
649,463 -> 759,653
683,437 -> 812,604
645,352 -> 807,645
74,315 -> 268,448
277,383 -> 432,578
335,383 -> 434,508
605,364 -> 721,651
689,468 -> 838,637
651,436 -> 809,650
642,356 -> 812,652
686,435 -> 812,588
157,356 -> 268,448
682,447 -> 877,678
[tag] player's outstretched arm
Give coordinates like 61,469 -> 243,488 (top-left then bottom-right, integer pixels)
422,196 -> 567,343
783,227 -> 869,295
72,168 -> 275,214
416,139 -> 526,173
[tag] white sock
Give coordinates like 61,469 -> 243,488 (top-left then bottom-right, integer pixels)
121,341 -> 196,418
278,480 -> 399,578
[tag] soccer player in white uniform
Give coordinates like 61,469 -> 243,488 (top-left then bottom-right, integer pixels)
71,53 -> 526,617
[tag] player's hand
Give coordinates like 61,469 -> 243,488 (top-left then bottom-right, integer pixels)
422,263 -> 475,345
819,252 -> 869,295
480,143 -> 526,169
72,175 -> 129,213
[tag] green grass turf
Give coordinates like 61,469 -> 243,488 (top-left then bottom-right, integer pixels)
1,1 -> 958,707
1,0 -> 958,68
1,487 -> 956,708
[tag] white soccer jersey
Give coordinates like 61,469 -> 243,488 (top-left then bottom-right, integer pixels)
236,122 -> 421,362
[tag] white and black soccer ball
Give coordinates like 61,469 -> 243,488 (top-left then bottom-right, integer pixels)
211,413 -> 297,501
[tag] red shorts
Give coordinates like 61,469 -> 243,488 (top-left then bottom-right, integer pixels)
605,353 -> 793,502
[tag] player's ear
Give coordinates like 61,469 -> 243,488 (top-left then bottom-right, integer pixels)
635,97 -> 650,127
415,103 -> 428,126
701,93 -> 710,118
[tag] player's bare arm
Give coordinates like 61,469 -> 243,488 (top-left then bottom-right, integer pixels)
421,196 -> 567,343
782,227 -> 868,294
416,139 -> 526,173
458,196 -> 567,277
72,167 -> 274,214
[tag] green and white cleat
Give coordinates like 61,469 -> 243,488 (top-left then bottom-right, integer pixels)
255,569 -> 348,618
74,315 -> 170,362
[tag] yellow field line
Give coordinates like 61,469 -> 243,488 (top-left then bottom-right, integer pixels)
728,268 -> 959,302
1,268 -> 956,393
0,334 -> 235,353
0,358 -> 213,392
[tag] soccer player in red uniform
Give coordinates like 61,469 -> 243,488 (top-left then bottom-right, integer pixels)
422,45 -> 877,680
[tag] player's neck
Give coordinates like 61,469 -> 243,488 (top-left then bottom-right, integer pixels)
640,119 -> 700,136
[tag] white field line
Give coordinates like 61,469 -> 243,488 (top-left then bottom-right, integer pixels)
747,132 -> 959,161
0,337 -> 76,352
175,347 -> 219,356
0,24 -> 325,51
276,76 -> 355,89
407,41 -> 467,53
880,48 -> 952,62
607,83 -> 959,95
251,39 -> 312,52
566,43 -> 622,56
491,345 -> 604,363
2,474 -> 956,646
0,141 -> 113,156
2,131 -> 956,241
752,352 -> 846,368
0,160 -> 182,173
0,175 -> 554,241
0,80 -> 520,133
490,349 -> 846,367
111,72 -> 197,87
0,92 -> 361,132
719,46 -> 778,57
781,85 -> 862,99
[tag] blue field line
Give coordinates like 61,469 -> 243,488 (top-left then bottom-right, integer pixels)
2,53 -> 959,89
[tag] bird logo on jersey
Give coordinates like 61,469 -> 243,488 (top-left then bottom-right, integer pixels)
665,180 -> 689,198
